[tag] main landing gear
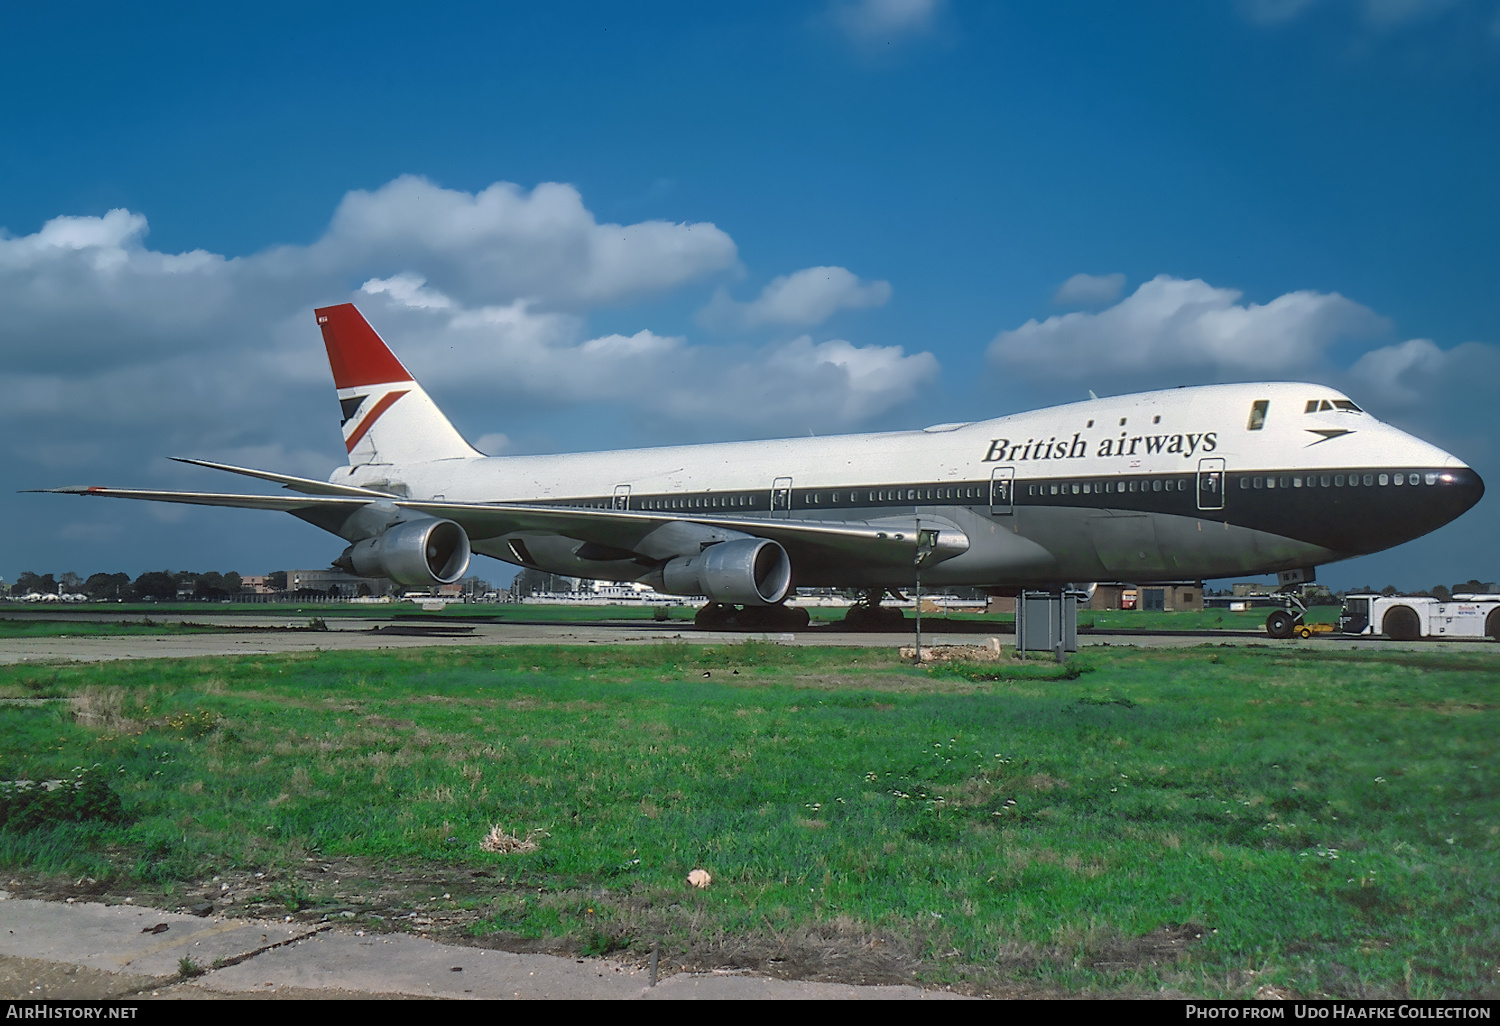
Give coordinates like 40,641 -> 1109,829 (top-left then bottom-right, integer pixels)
840,588 -> 908,631
694,602 -> 811,630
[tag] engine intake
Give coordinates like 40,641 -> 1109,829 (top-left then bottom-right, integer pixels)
651,538 -> 792,606
336,518 -> 471,588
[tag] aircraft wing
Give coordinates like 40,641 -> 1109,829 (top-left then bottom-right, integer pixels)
38,485 -> 968,571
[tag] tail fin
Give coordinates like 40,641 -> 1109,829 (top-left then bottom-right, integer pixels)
314,304 -> 481,466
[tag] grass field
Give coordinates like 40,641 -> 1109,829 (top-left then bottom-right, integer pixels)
0,618 -> 237,639
1,642 -> 1493,997
0,601 -> 1345,636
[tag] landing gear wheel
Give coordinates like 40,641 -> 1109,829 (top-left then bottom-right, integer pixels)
694,602 -> 734,628
694,602 -> 809,631
842,603 -> 907,631
1382,605 -> 1420,641
735,604 -> 811,630
1266,609 -> 1297,640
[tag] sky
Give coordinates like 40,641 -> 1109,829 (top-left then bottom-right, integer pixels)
2,0 -> 1497,592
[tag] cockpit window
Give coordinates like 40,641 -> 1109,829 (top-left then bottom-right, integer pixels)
1247,399 -> 1269,431
1305,399 -> 1362,414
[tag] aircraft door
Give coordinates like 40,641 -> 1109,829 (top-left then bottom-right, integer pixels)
989,467 -> 1015,516
771,477 -> 793,518
1196,458 -> 1225,511
612,485 -> 631,510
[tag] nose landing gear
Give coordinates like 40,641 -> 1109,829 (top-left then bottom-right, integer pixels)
1265,575 -> 1314,639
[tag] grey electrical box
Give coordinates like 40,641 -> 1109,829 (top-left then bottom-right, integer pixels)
1016,590 -> 1081,653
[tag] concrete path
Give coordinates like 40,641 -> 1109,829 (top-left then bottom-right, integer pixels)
0,897 -> 968,1000
4,615 -> 1489,665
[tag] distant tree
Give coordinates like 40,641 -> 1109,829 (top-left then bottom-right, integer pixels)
133,570 -> 176,602
1380,584 -> 1400,597
267,571 -> 288,591
196,572 -> 226,599
59,572 -> 84,595
513,568 -> 548,596
1431,585 -> 1453,602
1452,579 -> 1495,596
84,572 -> 132,601
223,572 -> 242,596
15,571 -> 48,595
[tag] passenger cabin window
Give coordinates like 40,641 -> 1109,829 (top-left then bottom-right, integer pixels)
1247,400 -> 1269,431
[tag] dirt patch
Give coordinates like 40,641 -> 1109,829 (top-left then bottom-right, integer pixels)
1084,922 -> 1206,971
0,953 -> 164,999
0,864 -> 1205,997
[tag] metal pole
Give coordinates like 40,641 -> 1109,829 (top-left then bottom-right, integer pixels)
914,569 -> 922,664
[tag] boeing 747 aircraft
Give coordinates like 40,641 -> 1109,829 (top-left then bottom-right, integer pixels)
43,304 -> 1485,633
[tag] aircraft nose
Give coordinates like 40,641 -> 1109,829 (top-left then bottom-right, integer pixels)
1447,466 -> 1485,518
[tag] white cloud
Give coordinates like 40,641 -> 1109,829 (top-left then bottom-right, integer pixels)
297,175 -> 737,307
655,334 -> 940,427
355,290 -> 935,431
360,273 -> 454,310
989,274 -> 1388,379
831,0 -> 944,42
1347,337 -> 1496,404
0,177 -> 937,485
1053,272 -> 1126,308
699,266 -> 891,329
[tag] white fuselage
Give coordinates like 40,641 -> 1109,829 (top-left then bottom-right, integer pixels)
329,382 -> 1482,588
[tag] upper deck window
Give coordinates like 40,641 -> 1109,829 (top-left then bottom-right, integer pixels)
1247,400 -> 1269,431
1332,400 -> 1363,412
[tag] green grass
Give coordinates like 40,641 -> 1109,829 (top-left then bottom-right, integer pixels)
1,600 -> 1343,634
0,642 -> 1494,997
1084,605 -> 1343,632
0,618 -> 235,639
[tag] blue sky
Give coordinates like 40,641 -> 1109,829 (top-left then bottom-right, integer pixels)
3,0 -> 1497,591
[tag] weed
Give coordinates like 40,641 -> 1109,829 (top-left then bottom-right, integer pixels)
0,766 -> 129,830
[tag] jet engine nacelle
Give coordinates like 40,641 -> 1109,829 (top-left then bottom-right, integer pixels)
336,518 -> 471,588
650,538 -> 792,606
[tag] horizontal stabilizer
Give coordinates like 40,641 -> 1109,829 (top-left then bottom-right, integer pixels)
169,458 -> 391,498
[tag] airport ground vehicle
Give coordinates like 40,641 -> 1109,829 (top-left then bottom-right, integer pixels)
1337,594 -> 1500,640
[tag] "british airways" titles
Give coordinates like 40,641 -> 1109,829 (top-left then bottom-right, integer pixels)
982,431 -> 1219,463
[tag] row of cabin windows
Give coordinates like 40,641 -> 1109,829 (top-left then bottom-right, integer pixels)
635,486 -> 990,508
565,470 -> 1443,510
635,495 -> 760,511
1027,478 -> 1189,497
848,487 -> 983,503
1240,471 -> 1440,490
